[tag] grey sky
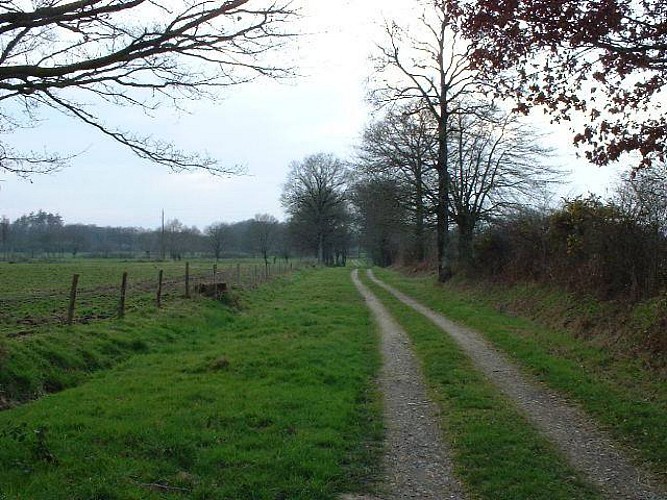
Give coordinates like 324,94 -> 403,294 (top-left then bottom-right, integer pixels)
0,0 -> 618,230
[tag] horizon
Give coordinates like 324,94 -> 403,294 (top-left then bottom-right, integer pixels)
0,0 -> 622,230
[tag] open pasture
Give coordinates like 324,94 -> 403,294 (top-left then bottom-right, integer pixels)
0,259 -> 288,337
0,268 -> 382,499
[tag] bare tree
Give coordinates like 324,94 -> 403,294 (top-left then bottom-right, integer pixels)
206,222 -> 231,262
0,0 -> 295,177
281,153 -> 348,264
448,104 -> 557,266
371,0 -> 482,281
356,104 -> 438,262
250,213 -> 278,274
164,218 -> 185,260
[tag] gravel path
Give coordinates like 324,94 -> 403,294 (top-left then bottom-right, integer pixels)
350,269 -> 466,500
368,270 -> 667,500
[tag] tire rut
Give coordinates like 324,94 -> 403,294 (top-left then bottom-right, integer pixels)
368,269 -> 666,500
351,269 -> 466,500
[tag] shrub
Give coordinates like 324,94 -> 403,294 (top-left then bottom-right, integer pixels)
473,196 -> 667,301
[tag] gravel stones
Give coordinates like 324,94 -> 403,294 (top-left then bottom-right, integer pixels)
351,269 -> 466,500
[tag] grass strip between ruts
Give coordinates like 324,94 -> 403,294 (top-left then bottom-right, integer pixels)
372,268 -> 667,476
0,268 -> 383,499
360,271 -> 601,500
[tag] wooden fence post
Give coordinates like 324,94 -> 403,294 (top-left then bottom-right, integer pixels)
213,264 -> 217,284
67,274 -> 79,325
236,263 -> 241,288
185,262 -> 191,298
119,271 -> 128,318
157,269 -> 164,308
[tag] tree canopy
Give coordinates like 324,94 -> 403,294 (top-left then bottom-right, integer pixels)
281,153 -> 350,264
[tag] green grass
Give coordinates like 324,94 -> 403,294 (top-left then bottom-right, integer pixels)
359,271 -> 600,499
0,268 -> 383,499
0,296 -> 203,405
0,258 -> 298,336
372,268 -> 667,476
0,258 -> 216,295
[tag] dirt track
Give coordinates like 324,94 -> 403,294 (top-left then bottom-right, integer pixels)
366,269 -> 666,500
350,269 -> 466,499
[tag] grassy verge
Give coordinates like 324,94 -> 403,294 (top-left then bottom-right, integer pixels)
0,268 -> 383,499
0,297 -> 207,407
372,268 -> 667,476
360,271 -> 600,499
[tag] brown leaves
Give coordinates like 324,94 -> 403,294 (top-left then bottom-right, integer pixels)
452,0 -> 667,170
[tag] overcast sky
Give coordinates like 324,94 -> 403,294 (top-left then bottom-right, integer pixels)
0,0 -> 621,230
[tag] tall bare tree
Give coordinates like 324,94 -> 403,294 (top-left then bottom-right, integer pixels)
371,0 -> 482,281
0,0 -> 295,176
357,104 -> 438,262
250,213 -> 278,274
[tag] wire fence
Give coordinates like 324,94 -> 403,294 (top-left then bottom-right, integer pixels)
0,260 -> 305,338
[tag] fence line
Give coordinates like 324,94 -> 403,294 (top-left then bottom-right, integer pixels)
1,260 -> 309,335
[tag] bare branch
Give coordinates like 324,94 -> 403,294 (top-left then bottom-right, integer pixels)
0,0 -> 296,175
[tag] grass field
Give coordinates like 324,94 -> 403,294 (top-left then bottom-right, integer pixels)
2,264 -> 663,499
0,258 -> 296,337
372,267 -> 667,477
0,268 -> 383,499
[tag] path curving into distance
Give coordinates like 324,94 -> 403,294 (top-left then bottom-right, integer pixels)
350,269 -> 466,500
367,269 -> 666,500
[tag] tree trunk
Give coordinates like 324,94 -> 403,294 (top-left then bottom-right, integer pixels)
415,168 -> 426,262
318,232 -> 324,264
457,217 -> 474,270
437,114 -> 452,282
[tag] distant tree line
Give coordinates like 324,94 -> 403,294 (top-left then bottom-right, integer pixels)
0,211 -> 298,262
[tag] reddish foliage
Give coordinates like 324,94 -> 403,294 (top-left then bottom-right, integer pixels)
451,0 -> 667,169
